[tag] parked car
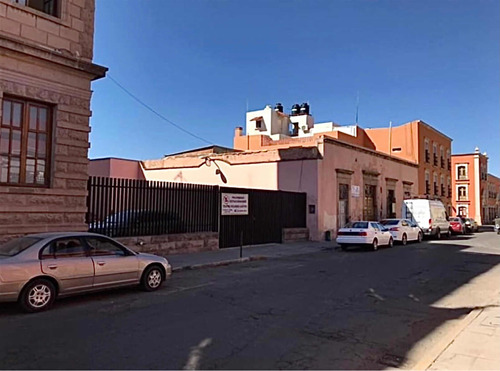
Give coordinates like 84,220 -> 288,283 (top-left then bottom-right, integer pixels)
449,217 -> 466,235
494,218 -> 500,235
337,221 -> 394,251
402,199 -> 450,239
0,232 -> 172,313
380,219 -> 423,245
462,217 -> 479,233
89,209 -> 185,237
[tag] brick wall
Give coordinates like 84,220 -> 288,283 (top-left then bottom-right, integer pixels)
116,232 -> 219,256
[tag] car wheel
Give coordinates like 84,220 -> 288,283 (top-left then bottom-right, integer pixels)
436,228 -> 441,239
402,233 -> 407,246
372,239 -> 378,251
19,278 -> 56,313
141,265 -> 164,292
388,238 -> 394,248
417,231 -> 423,243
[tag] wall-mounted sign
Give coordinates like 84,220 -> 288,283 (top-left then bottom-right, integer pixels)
351,185 -> 360,198
221,193 -> 249,216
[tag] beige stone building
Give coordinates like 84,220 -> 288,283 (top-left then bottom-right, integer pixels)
0,0 -> 106,241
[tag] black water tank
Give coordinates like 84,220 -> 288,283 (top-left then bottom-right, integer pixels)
300,102 -> 310,115
274,103 -> 283,113
291,104 -> 300,116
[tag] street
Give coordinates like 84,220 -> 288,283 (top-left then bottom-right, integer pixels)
1,231 -> 500,370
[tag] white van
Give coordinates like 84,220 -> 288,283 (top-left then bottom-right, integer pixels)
402,199 -> 450,239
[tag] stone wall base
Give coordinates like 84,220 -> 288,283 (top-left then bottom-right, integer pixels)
116,232 -> 219,256
282,228 -> 309,242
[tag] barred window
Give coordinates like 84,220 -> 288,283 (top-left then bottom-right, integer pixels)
1,98 -> 51,186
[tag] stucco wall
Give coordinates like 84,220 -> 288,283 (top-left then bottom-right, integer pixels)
317,139 -> 419,239
143,161 -> 279,190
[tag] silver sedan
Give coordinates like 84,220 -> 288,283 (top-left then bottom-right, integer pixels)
0,232 -> 172,312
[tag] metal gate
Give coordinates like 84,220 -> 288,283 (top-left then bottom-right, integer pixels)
219,187 -> 307,248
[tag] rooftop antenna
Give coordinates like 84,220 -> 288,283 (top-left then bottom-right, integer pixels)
355,91 -> 359,125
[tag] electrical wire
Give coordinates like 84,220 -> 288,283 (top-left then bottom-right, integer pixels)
107,74 -> 212,145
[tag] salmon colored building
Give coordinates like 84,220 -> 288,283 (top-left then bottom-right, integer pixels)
138,104 -> 419,240
364,121 -> 453,215
0,0 -> 107,241
451,148 -> 499,225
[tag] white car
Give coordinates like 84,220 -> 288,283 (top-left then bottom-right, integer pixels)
380,219 -> 423,245
336,221 -> 394,251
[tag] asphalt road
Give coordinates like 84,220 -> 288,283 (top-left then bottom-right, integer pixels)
1,231 -> 500,370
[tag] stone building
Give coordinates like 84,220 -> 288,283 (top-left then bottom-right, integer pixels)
0,0 -> 107,241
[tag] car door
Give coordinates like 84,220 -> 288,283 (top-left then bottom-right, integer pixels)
408,220 -> 420,240
401,220 -> 414,240
370,223 -> 383,244
377,223 -> 391,245
40,237 -> 94,294
84,236 -> 140,288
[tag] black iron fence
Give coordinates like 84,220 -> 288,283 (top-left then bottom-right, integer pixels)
86,177 -> 307,248
86,177 -> 219,237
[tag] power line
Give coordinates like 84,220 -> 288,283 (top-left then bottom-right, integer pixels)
107,74 -> 212,145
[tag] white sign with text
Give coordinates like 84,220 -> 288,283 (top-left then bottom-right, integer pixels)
221,193 -> 249,216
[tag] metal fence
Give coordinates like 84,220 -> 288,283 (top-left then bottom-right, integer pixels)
86,177 -> 219,237
86,177 -> 307,248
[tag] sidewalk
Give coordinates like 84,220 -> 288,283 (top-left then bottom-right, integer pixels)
166,240 -> 335,272
428,305 -> 500,370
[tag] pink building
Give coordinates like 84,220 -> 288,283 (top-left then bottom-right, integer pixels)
140,138 -> 419,240
89,157 -> 145,180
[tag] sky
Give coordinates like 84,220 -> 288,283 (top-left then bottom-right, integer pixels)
90,0 -> 500,175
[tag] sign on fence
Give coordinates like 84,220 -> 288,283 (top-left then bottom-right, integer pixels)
221,193 -> 249,216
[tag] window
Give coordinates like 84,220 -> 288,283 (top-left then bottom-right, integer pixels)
41,238 -> 86,259
370,223 -> 380,231
440,146 -> 444,168
441,175 -> 445,196
433,173 -> 438,195
458,186 -> 467,201
86,237 -> 128,256
424,140 -> 430,163
447,150 -> 451,170
425,171 -> 430,194
255,119 -> 262,129
1,98 -> 51,186
457,165 -> 467,180
13,0 -> 59,17
433,143 -> 438,166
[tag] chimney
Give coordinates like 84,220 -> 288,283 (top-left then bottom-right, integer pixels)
235,127 -> 243,137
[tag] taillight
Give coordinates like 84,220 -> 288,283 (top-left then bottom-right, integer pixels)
390,227 -> 399,231
338,231 -> 345,236
429,219 -> 432,225
358,232 -> 367,236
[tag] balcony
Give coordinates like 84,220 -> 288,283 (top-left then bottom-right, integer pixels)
441,186 -> 445,196
441,158 -> 445,168
433,154 -> 438,166
426,182 -> 430,195
458,196 -> 468,201
425,151 -> 430,163
458,175 -> 468,180
447,160 -> 451,170
434,184 -> 438,195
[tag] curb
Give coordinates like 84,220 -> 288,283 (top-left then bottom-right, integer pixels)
412,307 -> 483,370
172,255 -> 267,272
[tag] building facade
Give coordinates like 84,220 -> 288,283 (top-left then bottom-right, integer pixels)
451,148 -> 499,225
0,0 -> 106,241
364,120 -> 453,215
139,104 -> 419,240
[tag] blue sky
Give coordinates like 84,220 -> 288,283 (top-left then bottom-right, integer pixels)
90,0 -> 499,175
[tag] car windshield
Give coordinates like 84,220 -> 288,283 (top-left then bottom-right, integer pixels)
349,222 -> 368,229
380,220 -> 399,225
0,237 -> 42,257
450,218 -> 461,222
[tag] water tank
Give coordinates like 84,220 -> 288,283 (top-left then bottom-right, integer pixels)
274,103 -> 283,113
300,102 -> 310,115
291,104 -> 300,116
